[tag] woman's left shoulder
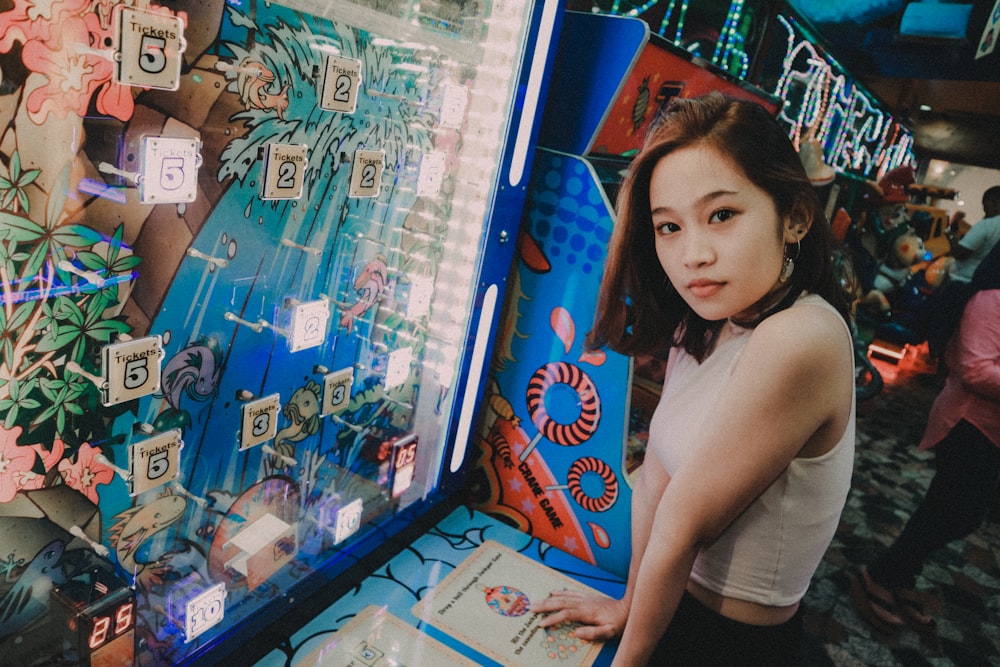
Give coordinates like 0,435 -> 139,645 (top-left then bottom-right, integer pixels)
754,298 -> 849,351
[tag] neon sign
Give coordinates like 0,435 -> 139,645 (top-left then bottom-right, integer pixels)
771,14 -> 914,179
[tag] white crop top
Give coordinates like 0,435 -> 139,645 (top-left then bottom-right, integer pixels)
646,294 -> 855,606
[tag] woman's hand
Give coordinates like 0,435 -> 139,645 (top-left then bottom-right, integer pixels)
531,589 -> 628,641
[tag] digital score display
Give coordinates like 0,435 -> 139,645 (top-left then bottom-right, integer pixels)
51,566 -> 136,666
390,434 -> 418,499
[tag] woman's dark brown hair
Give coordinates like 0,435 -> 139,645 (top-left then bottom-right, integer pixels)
586,92 -> 852,362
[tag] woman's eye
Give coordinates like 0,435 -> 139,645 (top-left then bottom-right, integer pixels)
655,221 -> 680,235
710,208 -> 736,223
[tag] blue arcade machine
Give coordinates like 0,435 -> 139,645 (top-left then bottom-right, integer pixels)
0,0 -> 584,664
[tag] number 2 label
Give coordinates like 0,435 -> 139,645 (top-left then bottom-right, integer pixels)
116,7 -> 185,91
261,143 -> 308,200
286,299 -> 329,352
349,149 -> 384,198
319,55 -> 362,113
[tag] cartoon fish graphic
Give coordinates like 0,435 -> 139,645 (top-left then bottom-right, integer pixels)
272,381 -> 322,466
0,539 -> 66,639
107,493 -> 186,591
236,59 -> 289,120
340,254 -> 388,333
157,337 -> 222,412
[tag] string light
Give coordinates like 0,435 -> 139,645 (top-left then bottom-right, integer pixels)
711,0 -> 750,79
772,15 -> 914,178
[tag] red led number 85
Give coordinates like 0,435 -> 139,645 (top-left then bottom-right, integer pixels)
88,601 -> 134,649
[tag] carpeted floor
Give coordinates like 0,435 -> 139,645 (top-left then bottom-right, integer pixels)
801,366 -> 1000,666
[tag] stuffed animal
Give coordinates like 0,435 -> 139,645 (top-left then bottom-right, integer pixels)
861,223 -> 928,314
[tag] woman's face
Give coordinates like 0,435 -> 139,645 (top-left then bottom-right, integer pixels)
649,144 -> 801,322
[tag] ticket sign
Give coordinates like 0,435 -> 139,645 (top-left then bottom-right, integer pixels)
116,7 -> 186,90
321,367 -> 353,417
184,582 -> 226,643
128,429 -> 183,496
261,143 -> 308,200
333,497 -> 363,544
349,149 -> 384,198
286,298 -> 329,352
417,151 -> 447,197
101,335 -> 163,406
440,81 -> 469,129
140,136 -> 201,204
319,55 -> 362,113
239,394 -> 280,450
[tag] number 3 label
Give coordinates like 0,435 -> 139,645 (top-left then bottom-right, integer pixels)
321,367 -> 354,417
116,7 -> 186,91
261,143 -> 308,200
140,136 -> 201,204
128,429 -> 183,496
349,149 -> 384,198
239,394 -> 281,450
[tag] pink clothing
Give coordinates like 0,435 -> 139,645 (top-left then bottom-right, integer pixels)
919,290 -> 1000,450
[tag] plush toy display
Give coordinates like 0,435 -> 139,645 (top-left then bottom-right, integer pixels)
861,223 -> 929,314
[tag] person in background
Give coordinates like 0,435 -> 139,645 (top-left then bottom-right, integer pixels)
852,239 -> 1000,633
944,186 -> 1000,284
532,92 -> 856,666
925,186 -> 1000,356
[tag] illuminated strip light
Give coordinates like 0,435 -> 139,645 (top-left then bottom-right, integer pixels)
2,271 -> 136,305
868,342 -> 906,362
78,176 -> 128,204
508,0 -> 559,187
450,283 -> 498,472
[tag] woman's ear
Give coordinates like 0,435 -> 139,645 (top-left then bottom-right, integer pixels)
783,206 -> 813,243
783,220 -> 808,244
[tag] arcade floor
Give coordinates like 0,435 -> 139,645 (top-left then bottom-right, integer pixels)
801,363 -> 1000,666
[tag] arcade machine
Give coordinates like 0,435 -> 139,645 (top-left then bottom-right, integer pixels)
466,10 -> 782,582
0,0 -> 570,664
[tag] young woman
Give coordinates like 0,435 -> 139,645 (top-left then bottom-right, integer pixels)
533,93 -> 856,665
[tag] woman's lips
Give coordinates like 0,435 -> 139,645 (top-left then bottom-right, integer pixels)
687,280 -> 723,298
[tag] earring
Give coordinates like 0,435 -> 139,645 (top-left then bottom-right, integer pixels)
779,237 -> 801,284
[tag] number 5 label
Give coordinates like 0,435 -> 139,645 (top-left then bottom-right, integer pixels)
349,149 -> 384,198
128,429 -> 183,496
261,143 -> 308,200
140,136 -> 201,204
102,335 -> 163,406
116,7 -> 186,91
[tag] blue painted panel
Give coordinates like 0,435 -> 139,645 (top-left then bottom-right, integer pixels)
537,12 -> 649,155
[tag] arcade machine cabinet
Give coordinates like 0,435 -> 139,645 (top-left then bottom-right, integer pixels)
0,0 -> 566,664
467,11 -> 782,582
